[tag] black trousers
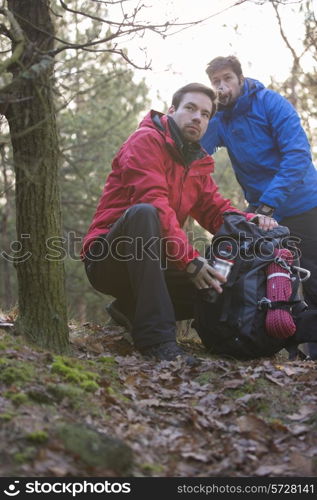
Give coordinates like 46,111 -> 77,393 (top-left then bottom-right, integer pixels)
84,204 -> 196,350
281,207 -> 317,359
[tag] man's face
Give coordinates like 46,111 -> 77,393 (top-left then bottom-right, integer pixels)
168,92 -> 213,142
209,67 -> 244,107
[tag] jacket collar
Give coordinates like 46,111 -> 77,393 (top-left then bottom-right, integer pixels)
138,110 -> 209,167
217,78 -> 264,120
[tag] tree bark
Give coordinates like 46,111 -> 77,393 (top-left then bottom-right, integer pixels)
1,147 -> 14,310
4,0 -> 69,352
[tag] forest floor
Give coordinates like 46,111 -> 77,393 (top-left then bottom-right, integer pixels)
0,315 -> 317,478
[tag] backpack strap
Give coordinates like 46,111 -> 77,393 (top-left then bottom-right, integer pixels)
219,257 -> 243,322
258,298 -> 302,312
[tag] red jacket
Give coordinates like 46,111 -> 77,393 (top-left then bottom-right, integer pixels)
82,111 -> 248,269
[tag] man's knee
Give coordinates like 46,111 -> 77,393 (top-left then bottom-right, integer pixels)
125,203 -> 158,220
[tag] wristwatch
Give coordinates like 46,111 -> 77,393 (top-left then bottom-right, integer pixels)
255,204 -> 274,217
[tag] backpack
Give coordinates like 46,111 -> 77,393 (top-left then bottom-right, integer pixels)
193,213 -> 312,360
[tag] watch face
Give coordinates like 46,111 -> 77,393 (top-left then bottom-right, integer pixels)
261,205 -> 273,215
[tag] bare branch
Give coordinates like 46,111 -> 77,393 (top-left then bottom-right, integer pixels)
270,0 -> 312,108
255,1 -> 303,4
58,0 -> 249,33
59,0 -> 119,26
91,0 -> 130,4
50,26 -> 163,57
4,0 -> 259,71
166,0 -> 248,37
81,47 -> 151,69
0,7 -> 25,73
271,1 -> 299,63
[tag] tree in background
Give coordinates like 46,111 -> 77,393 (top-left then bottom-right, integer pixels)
0,139 -> 15,311
269,0 -> 317,148
56,8 -> 150,321
0,0 -> 69,352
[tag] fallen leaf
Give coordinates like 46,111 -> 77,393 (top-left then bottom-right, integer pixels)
236,393 -> 264,403
276,365 -> 307,377
255,464 -> 289,476
219,404 -> 232,415
181,451 -> 210,462
237,415 -> 271,442
286,406 -> 316,421
289,450 -> 313,476
289,424 -> 310,436
138,398 -> 161,407
222,379 -> 245,390
265,374 -> 285,386
48,466 -> 69,476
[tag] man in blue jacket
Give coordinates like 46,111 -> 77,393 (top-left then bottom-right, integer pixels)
201,55 -> 317,359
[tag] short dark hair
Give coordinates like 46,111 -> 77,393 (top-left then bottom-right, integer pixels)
171,83 -> 217,116
206,56 -> 243,79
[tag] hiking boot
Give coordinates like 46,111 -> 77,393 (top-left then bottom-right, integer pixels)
106,300 -> 133,331
141,341 -> 200,366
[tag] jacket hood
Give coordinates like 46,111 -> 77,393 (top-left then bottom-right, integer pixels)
218,78 -> 265,119
138,110 -> 168,133
138,110 -> 209,167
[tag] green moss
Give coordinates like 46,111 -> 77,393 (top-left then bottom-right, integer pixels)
27,388 -> 53,404
194,371 -> 219,385
222,376 -> 296,420
13,447 -> 37,464
0,412 -> 16,421
56,423 -> 133,472
51,356 -> 100,389
97,356 -> 119,382
46,382 -> 101,412
47,383 -> 85,403
97,356 -> 117,366
224,382 -> 255,398
141,462 -> 165,474
80,380 -> 99,392
0,361 -> 35,385
26,430 -> 49,444
10,392 -> 29,406
0,333 -> 24,350
107,385 -> 130,403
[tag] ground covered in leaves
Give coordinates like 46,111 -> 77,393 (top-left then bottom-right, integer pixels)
0,319 -> 316,478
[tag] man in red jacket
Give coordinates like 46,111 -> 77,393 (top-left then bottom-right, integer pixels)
82,83 -> 277,364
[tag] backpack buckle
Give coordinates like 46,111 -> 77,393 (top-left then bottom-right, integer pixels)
274,256 -> 292,273
257,297 -> 272,310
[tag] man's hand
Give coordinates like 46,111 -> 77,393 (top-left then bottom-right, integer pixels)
186,256 -> 226,292
249,214 -> 278,231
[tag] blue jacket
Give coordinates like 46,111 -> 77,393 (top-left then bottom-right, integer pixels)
201,78 -> 317,221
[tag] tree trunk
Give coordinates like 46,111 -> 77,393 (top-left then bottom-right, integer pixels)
4,0 -> 69,352
1,148 -> 14,310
